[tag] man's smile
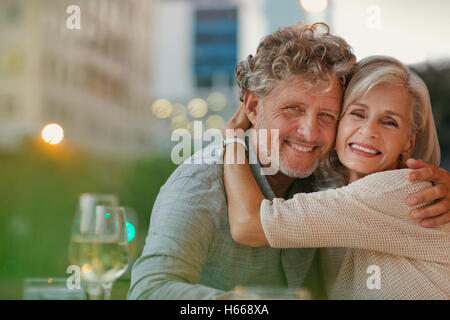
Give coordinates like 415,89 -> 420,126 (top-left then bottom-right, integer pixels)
284,139 -> 320,154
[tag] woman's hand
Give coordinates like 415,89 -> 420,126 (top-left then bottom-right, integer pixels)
225,102 -> 251,132
222,102 -> 268,247
406,159 -> 450,227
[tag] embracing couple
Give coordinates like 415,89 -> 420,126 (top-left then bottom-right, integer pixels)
128,22 -> 450,300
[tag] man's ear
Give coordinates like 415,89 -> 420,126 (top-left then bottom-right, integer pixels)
243,91 -> 261,125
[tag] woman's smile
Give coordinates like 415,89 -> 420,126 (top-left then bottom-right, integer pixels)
348,142 -> 381,157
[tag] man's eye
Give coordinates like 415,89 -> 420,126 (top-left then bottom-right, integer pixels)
285,105 -> 299,111
319,113 -> 338,126
320,113 -> 336,120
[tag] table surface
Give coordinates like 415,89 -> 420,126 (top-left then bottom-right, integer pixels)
0,278 -> 131,300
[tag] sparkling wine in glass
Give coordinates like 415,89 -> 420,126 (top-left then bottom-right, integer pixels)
69,201 -> 130,299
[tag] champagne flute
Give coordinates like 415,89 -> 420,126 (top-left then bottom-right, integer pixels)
97,206 -> 131,300
69,195 -> 130,299
69,193 -> 118,299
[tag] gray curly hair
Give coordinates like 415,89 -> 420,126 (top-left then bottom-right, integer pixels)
235,22 -> 356,101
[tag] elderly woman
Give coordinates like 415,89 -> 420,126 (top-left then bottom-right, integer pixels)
223,56 -> 450,299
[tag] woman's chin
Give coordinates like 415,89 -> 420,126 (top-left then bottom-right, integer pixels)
343,163 -> 379,180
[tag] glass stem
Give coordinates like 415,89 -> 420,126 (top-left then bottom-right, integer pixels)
103,282 -> 113,300
87,284 -> 103,300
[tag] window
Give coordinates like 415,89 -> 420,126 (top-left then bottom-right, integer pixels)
194,6 -> 238,88
0,94 -> 17,119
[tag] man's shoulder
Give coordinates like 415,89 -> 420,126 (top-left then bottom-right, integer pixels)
163,144 -> 224,194
150,144 -> 226,230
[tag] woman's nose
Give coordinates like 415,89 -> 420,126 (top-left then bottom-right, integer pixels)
359,119 -> 379,138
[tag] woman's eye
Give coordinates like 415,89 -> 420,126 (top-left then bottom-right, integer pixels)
350,111 -> 365,118
382,119 -> 399,128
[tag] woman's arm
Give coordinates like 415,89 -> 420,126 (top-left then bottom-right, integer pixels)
223,142 -> 268,247
261,170 -> 450,264
223,102 -> 268,247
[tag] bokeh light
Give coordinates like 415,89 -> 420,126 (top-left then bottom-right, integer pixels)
171,103 -> 187,118
170,115 -> 190,130
151,99 -> 173,118
41,123 -> 64,145
81,264 -> 92,274
187,98 -> 208,118
207,92 -> 226,111
188,120 -> 205,137
205,115 -> 226,131
300,0 -> 327,13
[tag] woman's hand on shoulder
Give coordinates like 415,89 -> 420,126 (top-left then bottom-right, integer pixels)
406,158 -> 450,227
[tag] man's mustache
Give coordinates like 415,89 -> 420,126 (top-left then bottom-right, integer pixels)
282,137 -> 325,149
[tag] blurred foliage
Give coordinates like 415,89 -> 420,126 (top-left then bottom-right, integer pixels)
411,61 -> 450,166
0,137 -> 177,298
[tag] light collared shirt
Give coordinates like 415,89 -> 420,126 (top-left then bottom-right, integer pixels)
127,142 -> 317,299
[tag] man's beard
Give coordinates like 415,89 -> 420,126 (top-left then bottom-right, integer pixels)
255,102 -> 322,178
278,149 -> 321,178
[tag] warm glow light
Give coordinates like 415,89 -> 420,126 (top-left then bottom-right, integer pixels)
207,92 -> 226,111
41,123 -> 64,145
171,103 -> 187,118
170,115 -> 190,130
81,264 -> 92,274
206,115 -> 226,131
151,99 -> 173,118
188,120 -> 204,136
188,98 -> 208,118
300,0 -> 328,13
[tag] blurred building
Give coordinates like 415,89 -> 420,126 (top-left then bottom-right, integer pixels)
331,0 -> 450,64
150,0 -> 331,152
0,0 -> 156,158
150,0 -> 244,145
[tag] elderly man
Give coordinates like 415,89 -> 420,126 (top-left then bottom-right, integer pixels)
128,22 -> 450,300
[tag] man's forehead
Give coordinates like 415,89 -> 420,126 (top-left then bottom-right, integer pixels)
268,75 -> 343,106
275,74 -> 343,94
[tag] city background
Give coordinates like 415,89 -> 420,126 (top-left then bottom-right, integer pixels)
0,0 -> 449,299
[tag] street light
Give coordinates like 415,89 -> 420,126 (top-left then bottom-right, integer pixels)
41,123 -> 64,145
300,0 -> 328,13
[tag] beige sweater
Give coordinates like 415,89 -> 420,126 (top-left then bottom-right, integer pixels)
260,169 -> 450,299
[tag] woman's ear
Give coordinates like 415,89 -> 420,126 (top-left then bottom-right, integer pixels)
405,131 -> 418,155
400,131 -> 418,168
243,91 -> 261,125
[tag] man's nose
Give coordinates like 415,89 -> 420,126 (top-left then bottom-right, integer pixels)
296,114 -> 319,142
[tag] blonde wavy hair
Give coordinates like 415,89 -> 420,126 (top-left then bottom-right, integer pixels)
318,55 -> 441,187
235,22 -> 356,101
